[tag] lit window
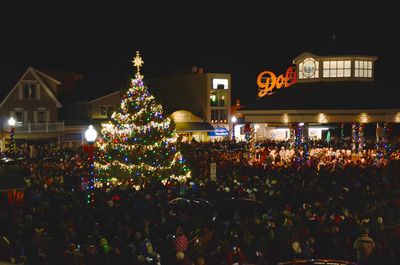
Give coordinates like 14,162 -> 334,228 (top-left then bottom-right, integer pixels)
210,93 -> 218,107
322,60 -> 351,78
354,60 -> 373,78
299,58 -> 319,79
100,105 -> 113,117
212,78 -> 228,89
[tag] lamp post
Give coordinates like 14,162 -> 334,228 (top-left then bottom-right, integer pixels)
8,117 -> 16,155
85,125 -> 97,206
231,116 -> 237,141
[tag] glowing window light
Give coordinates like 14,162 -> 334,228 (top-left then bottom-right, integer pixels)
212,78 -> 228,89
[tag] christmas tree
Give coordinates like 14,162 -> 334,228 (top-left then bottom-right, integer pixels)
95,51 -> 191,183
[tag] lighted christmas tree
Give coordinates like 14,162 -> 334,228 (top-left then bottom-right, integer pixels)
95,51 -> 191,183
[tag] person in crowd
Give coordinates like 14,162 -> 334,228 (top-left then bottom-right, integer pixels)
353,228 -> 375,265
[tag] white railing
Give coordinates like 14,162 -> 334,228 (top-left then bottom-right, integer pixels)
3,122 -> 65,133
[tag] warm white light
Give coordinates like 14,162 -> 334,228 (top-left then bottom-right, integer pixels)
282,113 -> 289,123
8,117 -> 16,126
359,113 -> 369,123
212,78 -> 228,89
85,125 -> 98,142
299,122 -> 305,126
318,113 -> 328,123
395,113 -> 400,123
231,116 -> 237,123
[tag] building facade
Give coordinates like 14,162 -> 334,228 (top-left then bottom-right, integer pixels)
147,66 -> 232,140
237,52 -> 400,142
0,67 -> 65,150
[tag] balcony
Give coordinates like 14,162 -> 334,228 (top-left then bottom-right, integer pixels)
3,122 -> 65,133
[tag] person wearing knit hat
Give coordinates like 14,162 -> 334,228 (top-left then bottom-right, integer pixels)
176,251 -> 185,260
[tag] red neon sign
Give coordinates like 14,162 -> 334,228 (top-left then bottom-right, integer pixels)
257,67 -> 297,97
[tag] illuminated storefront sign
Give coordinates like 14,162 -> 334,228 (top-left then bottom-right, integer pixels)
257,67 -> 297,97
209,127 -> 229,136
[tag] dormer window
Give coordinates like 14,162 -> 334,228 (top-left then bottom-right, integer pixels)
355,60 -> 372,78
322,60 -> 351,78
23,82 -> 38,99
294,53 -> 377,83
299,58 -> 319,79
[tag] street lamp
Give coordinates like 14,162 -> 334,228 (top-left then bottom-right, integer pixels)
8,117 -> 16,154
85,125 -> 97,206
231,116 -> 237,141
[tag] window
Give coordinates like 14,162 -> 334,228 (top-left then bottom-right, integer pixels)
210,90 -> 227,107
211,109 -> 228,123
299,58 -> 319,79
212,78 -> 228,89
219,110 -> 227,123
355,60 -> 373,78
99,105 -> 113,116
220,95 -> 225,107
211,109 -> 218,122
37,111 -> 46,123
210,93 -> 218,107
23,83 -> 37,99
322,60 -> 351,78
15,111 -> 23,123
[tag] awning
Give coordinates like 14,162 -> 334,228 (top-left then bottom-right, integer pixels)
208,127 -> 229,137
175,122 -> 215,132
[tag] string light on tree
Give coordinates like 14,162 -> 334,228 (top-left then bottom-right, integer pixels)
96,51 -> 191,184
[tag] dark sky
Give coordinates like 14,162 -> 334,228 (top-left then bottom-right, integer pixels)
0,2 -> 398,105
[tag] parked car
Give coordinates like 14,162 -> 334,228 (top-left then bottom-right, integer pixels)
168,197 -> 214,221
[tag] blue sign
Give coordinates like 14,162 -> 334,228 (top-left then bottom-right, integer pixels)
209,127 -> 229,137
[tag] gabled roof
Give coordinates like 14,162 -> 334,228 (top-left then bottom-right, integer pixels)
0,67 -> 62,108
88,91 -> 122,103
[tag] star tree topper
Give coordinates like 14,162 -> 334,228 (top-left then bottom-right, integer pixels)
132,51 -> 144,77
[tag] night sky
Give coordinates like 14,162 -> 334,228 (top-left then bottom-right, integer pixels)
1,2 -> 398,106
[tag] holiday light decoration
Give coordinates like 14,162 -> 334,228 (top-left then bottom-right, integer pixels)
289,123 -> 296,148
383,123 -> 393,158
358,123 -> 365,151
340,123 -> 345,140
351,123 -> 358,151
95,51 -> 191,183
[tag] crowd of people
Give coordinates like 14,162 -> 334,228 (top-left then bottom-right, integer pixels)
0,139 -> 399,265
